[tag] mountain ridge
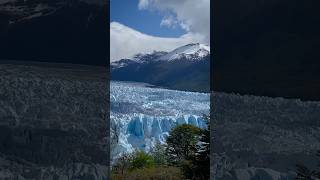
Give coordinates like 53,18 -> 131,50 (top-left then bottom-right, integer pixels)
111,43 -> 210,92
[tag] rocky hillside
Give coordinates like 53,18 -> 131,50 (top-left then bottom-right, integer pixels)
0,61 -> 109,179
212,92 -> 320,180
111,43 -> 210,92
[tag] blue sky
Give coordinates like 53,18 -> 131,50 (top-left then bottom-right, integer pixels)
110,0 -> 210,62
110,0 -> 186,38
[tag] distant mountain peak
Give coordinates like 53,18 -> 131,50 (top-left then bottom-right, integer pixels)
158,43 -> 210,61
111,43 -> 210,92
111,43 -> 210,69
111,51 -> 168,69
129,51 -> 168,63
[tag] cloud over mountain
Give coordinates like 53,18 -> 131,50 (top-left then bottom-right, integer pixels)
110,0 -> 210,62
110,22 -> 198,62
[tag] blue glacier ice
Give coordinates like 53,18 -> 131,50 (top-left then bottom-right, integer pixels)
110,81 -> 210,160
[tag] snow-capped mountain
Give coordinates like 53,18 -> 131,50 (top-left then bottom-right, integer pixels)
111,43 -> 210,92
131,51 -> 168,62
158,43 -> 210,61
111,43 -> 210,69
111,81 -> 210,160
111,51 -> 167,69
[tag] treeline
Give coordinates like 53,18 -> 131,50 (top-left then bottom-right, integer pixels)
111,115 -> 210,180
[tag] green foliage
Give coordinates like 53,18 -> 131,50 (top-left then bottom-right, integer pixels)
151,143 -> 168,166
180,159 -> 196,179
166,124 -> 202,163
112,153 -> 133,175
129,151 -> 155,170
112,114 -> 211,180
111,166 -> 184,180
165,118 -> 211,179
111,150 -> 183,180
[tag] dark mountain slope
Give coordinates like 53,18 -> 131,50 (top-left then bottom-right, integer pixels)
213,0 -> 320,100
111,44 -> 210,92
0,0 -> 108,66
112,56 -> 210,92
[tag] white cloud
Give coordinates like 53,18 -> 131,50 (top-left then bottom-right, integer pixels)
138,0 -> 210,44
110,22 -> 198,62
110,0 -> 210,63
138,0 -> 149,9
160,15 -> 178,28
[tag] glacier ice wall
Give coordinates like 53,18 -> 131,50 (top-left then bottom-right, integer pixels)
110,81 -> 210,160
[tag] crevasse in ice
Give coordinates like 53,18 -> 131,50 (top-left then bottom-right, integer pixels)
110,81 -> 210,160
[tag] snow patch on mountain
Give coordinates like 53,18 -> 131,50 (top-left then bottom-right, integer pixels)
110,51 -> 168,69
111,43 -> 210,69
158,43 -> 210,61
130,51 -> 168,63
110,81 -> 209,160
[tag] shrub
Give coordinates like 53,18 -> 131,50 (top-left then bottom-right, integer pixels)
111,166 -> 184,180
151,143 -> 168,166
129,151 -> 155,170
112,152 -> 133,175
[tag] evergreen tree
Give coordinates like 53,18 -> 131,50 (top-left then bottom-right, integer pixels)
193,114 -> 210,179
166,124 -> 202,164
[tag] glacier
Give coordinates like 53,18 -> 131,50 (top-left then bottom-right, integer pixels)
212,92 -> 320,180
110,81 -> 210,160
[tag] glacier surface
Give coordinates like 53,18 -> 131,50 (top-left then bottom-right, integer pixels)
212,92 -> 320,180
110,81 -> 210,160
